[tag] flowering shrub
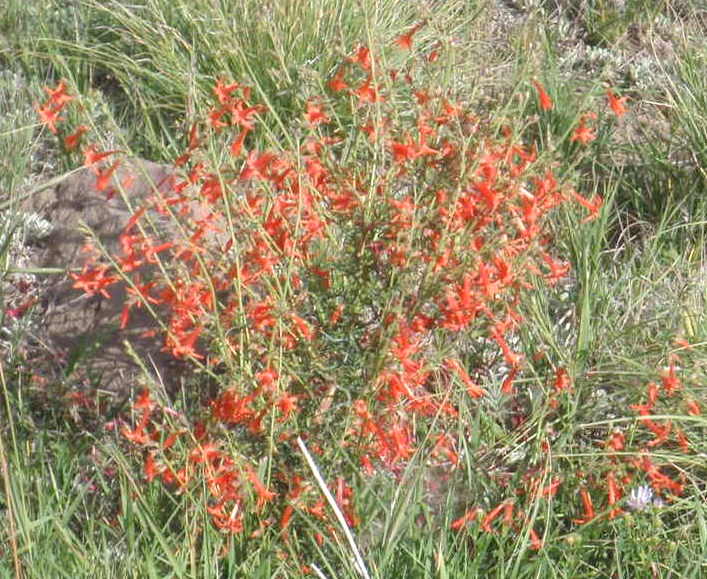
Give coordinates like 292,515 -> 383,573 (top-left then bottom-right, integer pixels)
38,28 -> 702,560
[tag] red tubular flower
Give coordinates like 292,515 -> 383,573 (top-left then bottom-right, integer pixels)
443,358 -> 486,398
354,76 -> 381,104
451,506 -> 481,531
230,128 -> 250,157
571,191 -> 603,223
95,160 -> 122,192
44,79 -> 74,107
229,99 -> 266,129
685,399 -> 701,416
573,488 -> 595,524
606,430 -> 625,452
349,45 -> 371,70
606,89 -> 628,117
208,501 -> 244,534
540,477 -> 562,498
644,419 -> 671,448
83,145 -> 119,172
70,264 -> 118,298
144,452 -> 160,482
305,100 -> 330,126
394,21 -> 425,50
637,455 -> 684,496
675,429 -> 690,453
276,393 -> 299,422
246,468 -> 277,509
36,102 -> 65,134
660,364 -> 681,396
291,314 -> 315,341
64,125 -> 89,150
213,78 -> 241,105
330,303 -> 344,325
570,116 -> 596,145
553,367 -> 572,392
529,528 -> 543,550
121,406 -> 153,446
481,502 -> 508,533
502,501 -> 515,526
532,80 -> 553,111
328,67 -> 348,92
607,471 -> 623,519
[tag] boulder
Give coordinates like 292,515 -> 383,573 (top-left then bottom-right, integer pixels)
25,159 -> 185,392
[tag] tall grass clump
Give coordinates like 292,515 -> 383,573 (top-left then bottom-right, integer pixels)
28,0 -> 480,161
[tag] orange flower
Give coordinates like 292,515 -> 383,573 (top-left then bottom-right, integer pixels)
481,502 -> 508,533
165,327 -> 203,360
541,253 -> 571,285
606,89 -> 628,117
570,116 -> 596,145
501,366 -> 519,394
553,367 -> 572,392
427,42 -> 441,62
229,100 -> 265,130
532,80 -> 553,111
276,393 -> 299,421
208,502 -> 244,534
660,363 -> 681,396
133,389 -> 155,411
279,504 -> 294,533
450,507 -> 481,531
330,303 -> 344,325
229,128 -> 249,157
187,122 -> 200,150
394,22 -> 425,50
83,145 -> 119,172
349,45 -> 371,70
606,430 -> 625,452
529,528 -> 543,550
685,399 -> 701,415
540,477 -> 562,498
36,102 -> 64,134
44,79 -> 74,108
607,471 -> 623,519
305,100 -> 330,126
675,429 -> 689,453
390,135 -> 420,163
213,78 -> 241,105
291,314 -> 314,341
246,468 -> 277,509
571,191 -> 603,223
327,67 -> 348,92
572,487 -> 595,524
644,419 -> 671,447
144,452 -> 160,482
121,406 -> 153,446
64,125 -> 89,150
95,160 -> 122,192
443,358 -> 486,398
354,76 -> 382,104
71,263 -> 118,298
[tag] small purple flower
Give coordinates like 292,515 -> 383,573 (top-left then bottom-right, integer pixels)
626,485 -> 664,511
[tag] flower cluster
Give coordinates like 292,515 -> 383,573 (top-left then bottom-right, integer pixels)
39,30 -> 616,547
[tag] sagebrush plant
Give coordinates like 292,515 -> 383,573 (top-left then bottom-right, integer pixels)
32,24 -> 704,574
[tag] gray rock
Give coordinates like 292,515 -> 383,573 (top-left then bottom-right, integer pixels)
25,158 -> 186,392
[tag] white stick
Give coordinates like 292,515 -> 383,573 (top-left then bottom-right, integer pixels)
296,437 -> 372,579
310,563 -> 330,579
